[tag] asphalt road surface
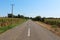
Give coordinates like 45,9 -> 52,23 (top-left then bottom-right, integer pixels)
0,20 -> 60,40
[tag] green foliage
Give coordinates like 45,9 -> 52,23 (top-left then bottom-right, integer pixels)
44,18 -> 60,28
0,18 -> 26,34
31,16 -> 45,22
8,14 -> 13,18
32,16 -> 41,21
8,14 -> 26,18
41,17 -> 45,22
52,25 -> 58,28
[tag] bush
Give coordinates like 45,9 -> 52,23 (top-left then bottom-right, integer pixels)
52,25 -> 58,28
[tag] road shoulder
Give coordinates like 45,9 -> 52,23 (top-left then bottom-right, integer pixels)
35,21 -> 60,37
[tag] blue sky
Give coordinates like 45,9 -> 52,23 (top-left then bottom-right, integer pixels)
0,0 -> 60,17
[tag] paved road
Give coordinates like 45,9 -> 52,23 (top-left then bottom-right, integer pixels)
0,20 -> 60,40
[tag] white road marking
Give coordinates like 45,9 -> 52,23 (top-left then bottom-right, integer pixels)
28,28 -> 30,37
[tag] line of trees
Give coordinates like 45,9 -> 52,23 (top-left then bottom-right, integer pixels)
31,16 -> 60,28
8,14 -> 45,22
8,14 -> 29,19
31,16 -> 45,22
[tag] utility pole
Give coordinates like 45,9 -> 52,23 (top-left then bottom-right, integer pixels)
11,4 -> 14,25
11,4 -> 14,18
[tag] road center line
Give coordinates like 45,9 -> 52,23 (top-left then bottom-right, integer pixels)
28,28 -> 30,37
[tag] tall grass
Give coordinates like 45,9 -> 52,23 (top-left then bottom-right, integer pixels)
44,18 -> 60,28
0,18 -> 26,34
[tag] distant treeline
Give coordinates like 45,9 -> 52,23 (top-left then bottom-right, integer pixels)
8,14 -> 29,19
31,16 -> 45,22
31,16 -> 60,21
31,16 -> 60,28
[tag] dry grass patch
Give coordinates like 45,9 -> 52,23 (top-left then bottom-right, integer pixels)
0,18 -> 27,34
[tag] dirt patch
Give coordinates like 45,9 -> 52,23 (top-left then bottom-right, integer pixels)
36,21 -> 60,36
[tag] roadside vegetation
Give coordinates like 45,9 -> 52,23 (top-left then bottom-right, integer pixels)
31,16 -> 60,28
31,16 -> 60,36
0,14 -> 29,34
44,18 -> 60,28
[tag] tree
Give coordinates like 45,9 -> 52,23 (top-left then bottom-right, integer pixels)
34,16 -> 41,21
41,17 -> 45,22
18,14 -> 20,18
32,16 -> 42,21
20,15 -> 24,18
8,14 -> 13,18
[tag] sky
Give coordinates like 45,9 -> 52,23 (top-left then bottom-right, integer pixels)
0,0 -> 60,18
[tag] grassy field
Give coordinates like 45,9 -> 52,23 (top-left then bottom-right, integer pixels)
42,18 -> 60,36
0,18 -> 27,34
44,18 -> 60,28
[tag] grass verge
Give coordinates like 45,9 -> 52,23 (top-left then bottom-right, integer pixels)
36,21 -> 60,36
0,18 -> 27,34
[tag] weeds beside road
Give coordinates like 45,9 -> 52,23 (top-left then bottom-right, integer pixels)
36,21 -> 60,36
0,18 -> 27,34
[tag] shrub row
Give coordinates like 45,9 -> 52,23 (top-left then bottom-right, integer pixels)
44,19 -> 60,28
